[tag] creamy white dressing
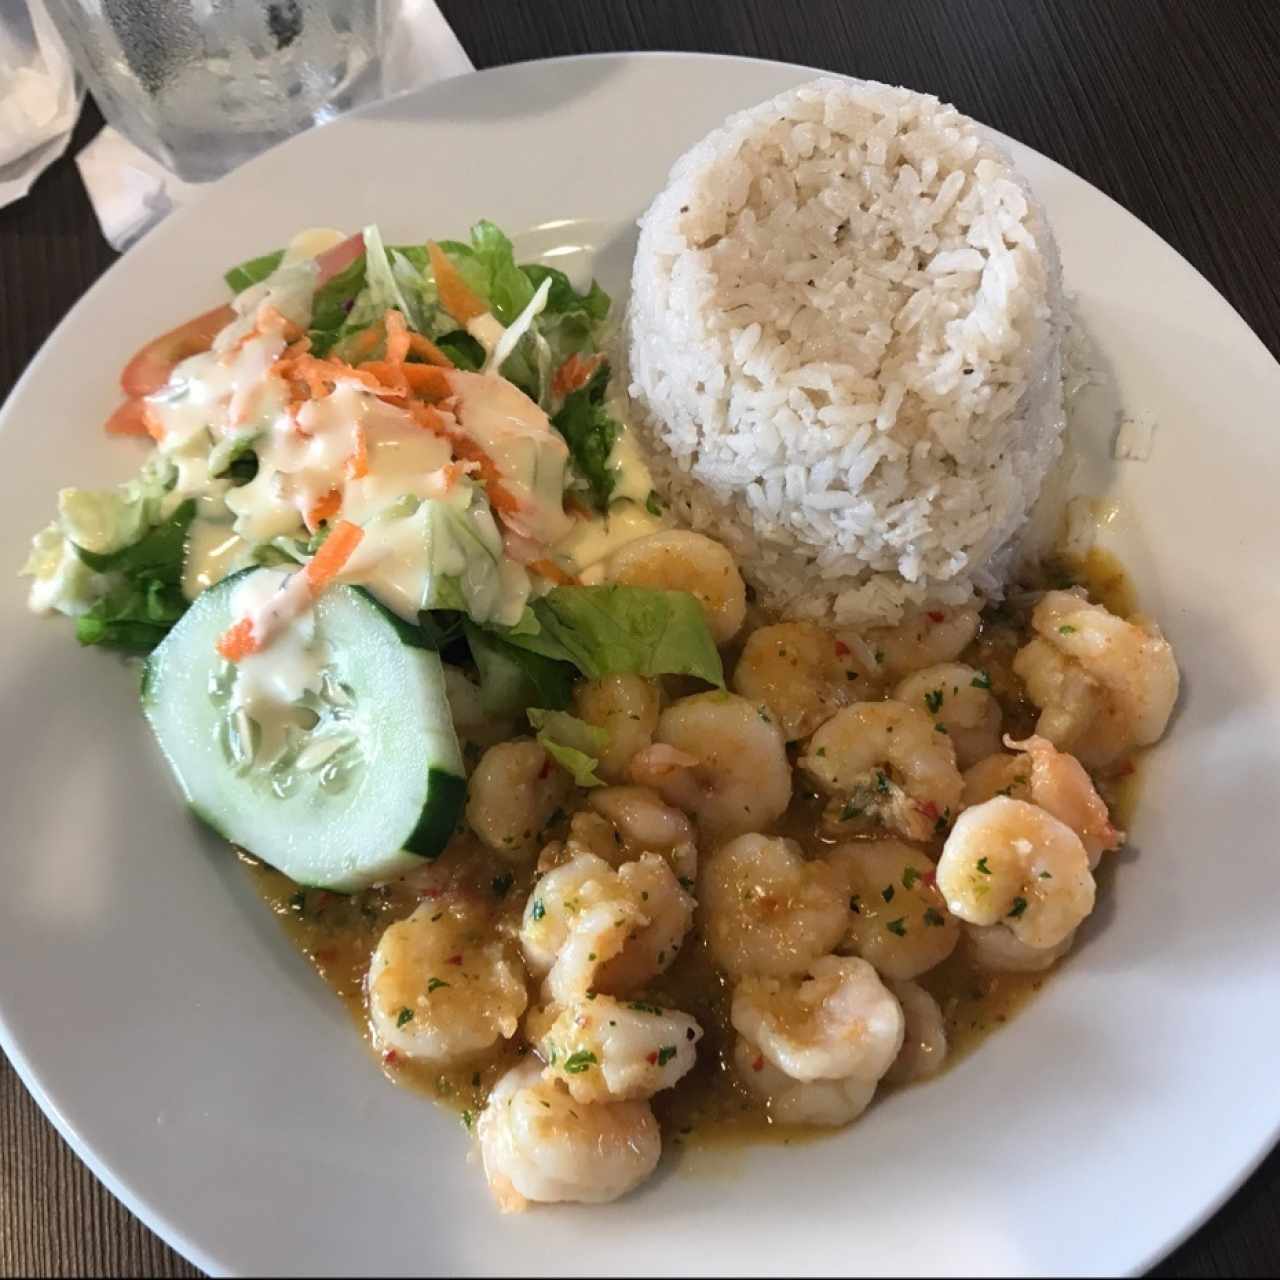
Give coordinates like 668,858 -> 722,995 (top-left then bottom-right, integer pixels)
183,519 -> 251,600
445,369 -> 574,546
281,227 -> 348,267
466,313 -> 506,358
227,567 -> 328,764
108,242 -> 604,664
607,425 -> 655,507
555,500 -> 665,575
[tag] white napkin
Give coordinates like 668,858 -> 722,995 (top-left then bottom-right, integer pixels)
0,0 -> 83,209
75,0 -> 473,251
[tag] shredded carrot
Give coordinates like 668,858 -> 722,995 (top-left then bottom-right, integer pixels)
278,353 -> 405,401
354,358 -> 407,396
215,617 -> 259,662
104,398 -> 151,437
551,351 -> 604,401
528,558 -> 577,586
305,520 -> 364,592
384,309 -> 411,365
406,332 -> 454,367
253,302 -> 304,343
346,325 -> 383,361
405,401 -> 521,517
401,363 -> 453,400
347,424 -> 369,480
307,488 -> 342,531
428,241 -> 488,324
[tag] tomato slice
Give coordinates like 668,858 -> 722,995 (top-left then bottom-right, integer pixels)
103,398 -> 152,437
120,303 -> 235,398
313,231 -> 364,284
116,232 -> 363,401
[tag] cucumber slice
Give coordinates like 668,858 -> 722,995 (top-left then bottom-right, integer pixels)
142,570 -> 465,891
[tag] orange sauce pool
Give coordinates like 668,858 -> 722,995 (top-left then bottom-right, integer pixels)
243,546 -> 1143,1147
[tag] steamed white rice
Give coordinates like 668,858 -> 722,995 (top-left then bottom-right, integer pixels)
625,76 -> 1066,625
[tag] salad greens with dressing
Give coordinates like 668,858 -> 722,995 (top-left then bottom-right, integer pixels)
21,220 -> 715,892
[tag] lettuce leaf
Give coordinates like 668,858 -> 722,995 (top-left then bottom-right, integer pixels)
522,264 -> 610,322
225,249 -> 285,293
57,454 -> 176,558
503,585 -> 723,686
526,708 -> 607,787
434,329 -> 485,370
465,621 -> 576,716
74,500 -> 197,653
309,252 -> 368,354
437,221 -> 536,326
552,361 -> 619,510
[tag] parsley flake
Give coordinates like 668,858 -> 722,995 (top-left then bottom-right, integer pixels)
657,1045 -> 677,1067
1007,896 -> 1029,919
903,866 -> 920,889
976,857 -> 992,875
1058,624 -> 1077,635
531,899 -> 546,922
923,908 -> 945,927
886,918 -> 907,937
971,671 -> 992,690
628,1001 -> 662,1015
1039,870 -> 1053,880
563,1050 -> 598,1074
396,1007 -> 414,1027
427,977 -> 450,993
882,884 -> 896,903
645,490 -> 664,517
849,894 -> 862,914
925,689 -> 944,714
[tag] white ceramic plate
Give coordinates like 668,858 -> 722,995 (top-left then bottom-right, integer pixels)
2,53 -> 1278,1278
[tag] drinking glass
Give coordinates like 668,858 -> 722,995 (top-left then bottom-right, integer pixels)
42,0 -> 385,182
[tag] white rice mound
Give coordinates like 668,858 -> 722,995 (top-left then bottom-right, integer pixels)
626,76 -> 1067,625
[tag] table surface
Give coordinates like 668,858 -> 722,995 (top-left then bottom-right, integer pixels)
2,1 -> 1278,1275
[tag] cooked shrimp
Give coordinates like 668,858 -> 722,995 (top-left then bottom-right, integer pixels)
893,662 -> 1002,769
731,622 -> 880,741
587,785 -> 698,882
467,739 -> 573,857
1014,590 -> 1179,767
936,796 -> 1095,949
823,840 -> 959,980
520,852 -> 635,976
701,834 -> 848,979
884,979 -> 947,1084
863,605 -> 981,678
563,810 -> 624,864
966,922 -> 1076,973
605,530 -> 747,645
593,854 -> 696,994
1005,735 -> 1122,866
477,1059 -> 661,1212
961,752 -> 1032,808
733,1036 -> 877,1126
629,691 -> 792,840
572,674 -> 661,782
731,955 -> 904,1083
799,701 -> 963,841
535,995 -> 702,1102
368,898 -> 528,1063
520,852 -> 694,1002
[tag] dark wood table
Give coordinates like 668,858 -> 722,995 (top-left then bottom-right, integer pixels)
2,1 -> 1277,1274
